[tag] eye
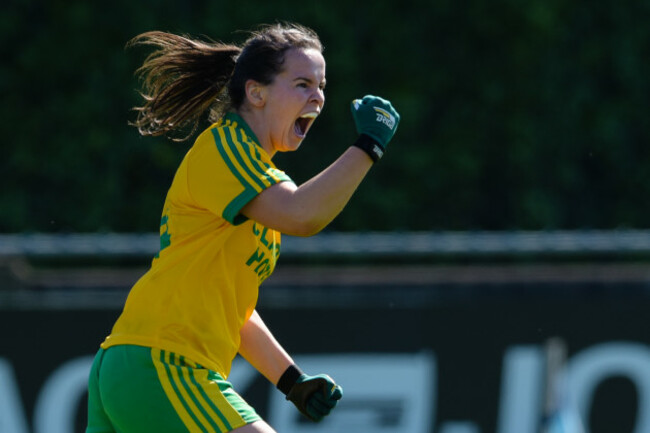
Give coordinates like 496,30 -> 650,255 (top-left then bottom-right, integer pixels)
297,82 -> 309,88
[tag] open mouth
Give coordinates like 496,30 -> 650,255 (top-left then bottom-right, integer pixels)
294,112 -> 318,138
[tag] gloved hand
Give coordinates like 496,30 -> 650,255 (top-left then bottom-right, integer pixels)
350,95 -> 400,161
277,365 -> 343,422
286,374 -> 343,422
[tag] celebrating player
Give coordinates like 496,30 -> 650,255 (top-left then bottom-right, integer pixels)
86,23 -> 400,433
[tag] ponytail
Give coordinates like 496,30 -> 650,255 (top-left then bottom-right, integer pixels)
128,31 -> 241,141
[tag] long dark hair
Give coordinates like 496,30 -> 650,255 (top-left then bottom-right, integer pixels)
128,23 -> 322,141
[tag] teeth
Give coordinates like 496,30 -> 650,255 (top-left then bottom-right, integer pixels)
300,112 -> 319,119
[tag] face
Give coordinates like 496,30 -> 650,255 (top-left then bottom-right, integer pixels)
255,48 -> 326,155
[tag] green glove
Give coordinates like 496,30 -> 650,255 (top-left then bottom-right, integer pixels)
350,95 -> 400,161
277,365 -> 343,422
287,374 -> 343,422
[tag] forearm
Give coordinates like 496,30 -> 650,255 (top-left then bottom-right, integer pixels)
292,146 -> 373,231
242,146 -> 373,236
238,309 -> 294,385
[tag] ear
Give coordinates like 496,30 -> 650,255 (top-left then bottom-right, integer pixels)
244,79 -> 266,108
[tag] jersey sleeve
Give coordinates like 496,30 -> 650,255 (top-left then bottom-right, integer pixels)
187,124 -> 292,225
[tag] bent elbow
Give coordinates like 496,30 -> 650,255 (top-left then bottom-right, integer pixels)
279,210 -> 330,237
285,218 -> 326,237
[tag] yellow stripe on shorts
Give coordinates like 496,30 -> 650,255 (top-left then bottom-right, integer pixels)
185,364 -> 248,430
152,348 -> 216,432
151,348 -> 248,433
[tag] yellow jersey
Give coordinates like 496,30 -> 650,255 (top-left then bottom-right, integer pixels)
101,113 -> 291,377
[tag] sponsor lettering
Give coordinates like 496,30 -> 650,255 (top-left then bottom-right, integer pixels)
3,342 -> 649,432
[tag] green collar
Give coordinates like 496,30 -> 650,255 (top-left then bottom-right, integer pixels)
223,112 -> 262,147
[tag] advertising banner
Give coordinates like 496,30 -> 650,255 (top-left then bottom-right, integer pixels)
1,280 -> 649,433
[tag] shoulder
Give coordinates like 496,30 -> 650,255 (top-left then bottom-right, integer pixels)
205,114 -> 272,167
190,114 -> 291,187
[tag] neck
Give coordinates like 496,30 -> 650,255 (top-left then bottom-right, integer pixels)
237,109 -> 275,158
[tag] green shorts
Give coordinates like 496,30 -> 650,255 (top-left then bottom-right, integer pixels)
86,345 -> 261,433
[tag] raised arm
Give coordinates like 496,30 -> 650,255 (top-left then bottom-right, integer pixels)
241,146 -> 372,236
241,95 -> 400,237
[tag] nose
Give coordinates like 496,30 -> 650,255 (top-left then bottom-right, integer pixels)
311,87 -> 325,108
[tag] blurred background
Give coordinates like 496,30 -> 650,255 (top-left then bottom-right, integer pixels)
2,1 -> 650,433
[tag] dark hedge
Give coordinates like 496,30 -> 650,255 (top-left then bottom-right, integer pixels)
3,0 -> 650,232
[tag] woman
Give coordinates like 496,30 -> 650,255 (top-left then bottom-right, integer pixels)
87,23 -> 400,433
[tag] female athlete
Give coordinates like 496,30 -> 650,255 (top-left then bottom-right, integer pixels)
86,22 -> 400,433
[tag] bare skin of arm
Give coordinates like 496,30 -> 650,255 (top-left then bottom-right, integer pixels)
241,146 -> 373,237
238,309 -> 295,385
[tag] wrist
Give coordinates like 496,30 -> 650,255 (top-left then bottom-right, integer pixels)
352,134 -> 384,162
277,364 -> 304,395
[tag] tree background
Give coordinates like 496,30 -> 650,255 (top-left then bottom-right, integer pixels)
3,0 -> 650,233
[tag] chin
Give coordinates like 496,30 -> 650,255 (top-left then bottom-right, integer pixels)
281,144 -> 302,153
283,137 -> 305,152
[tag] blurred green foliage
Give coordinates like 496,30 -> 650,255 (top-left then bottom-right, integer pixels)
2,0 -> 650,232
